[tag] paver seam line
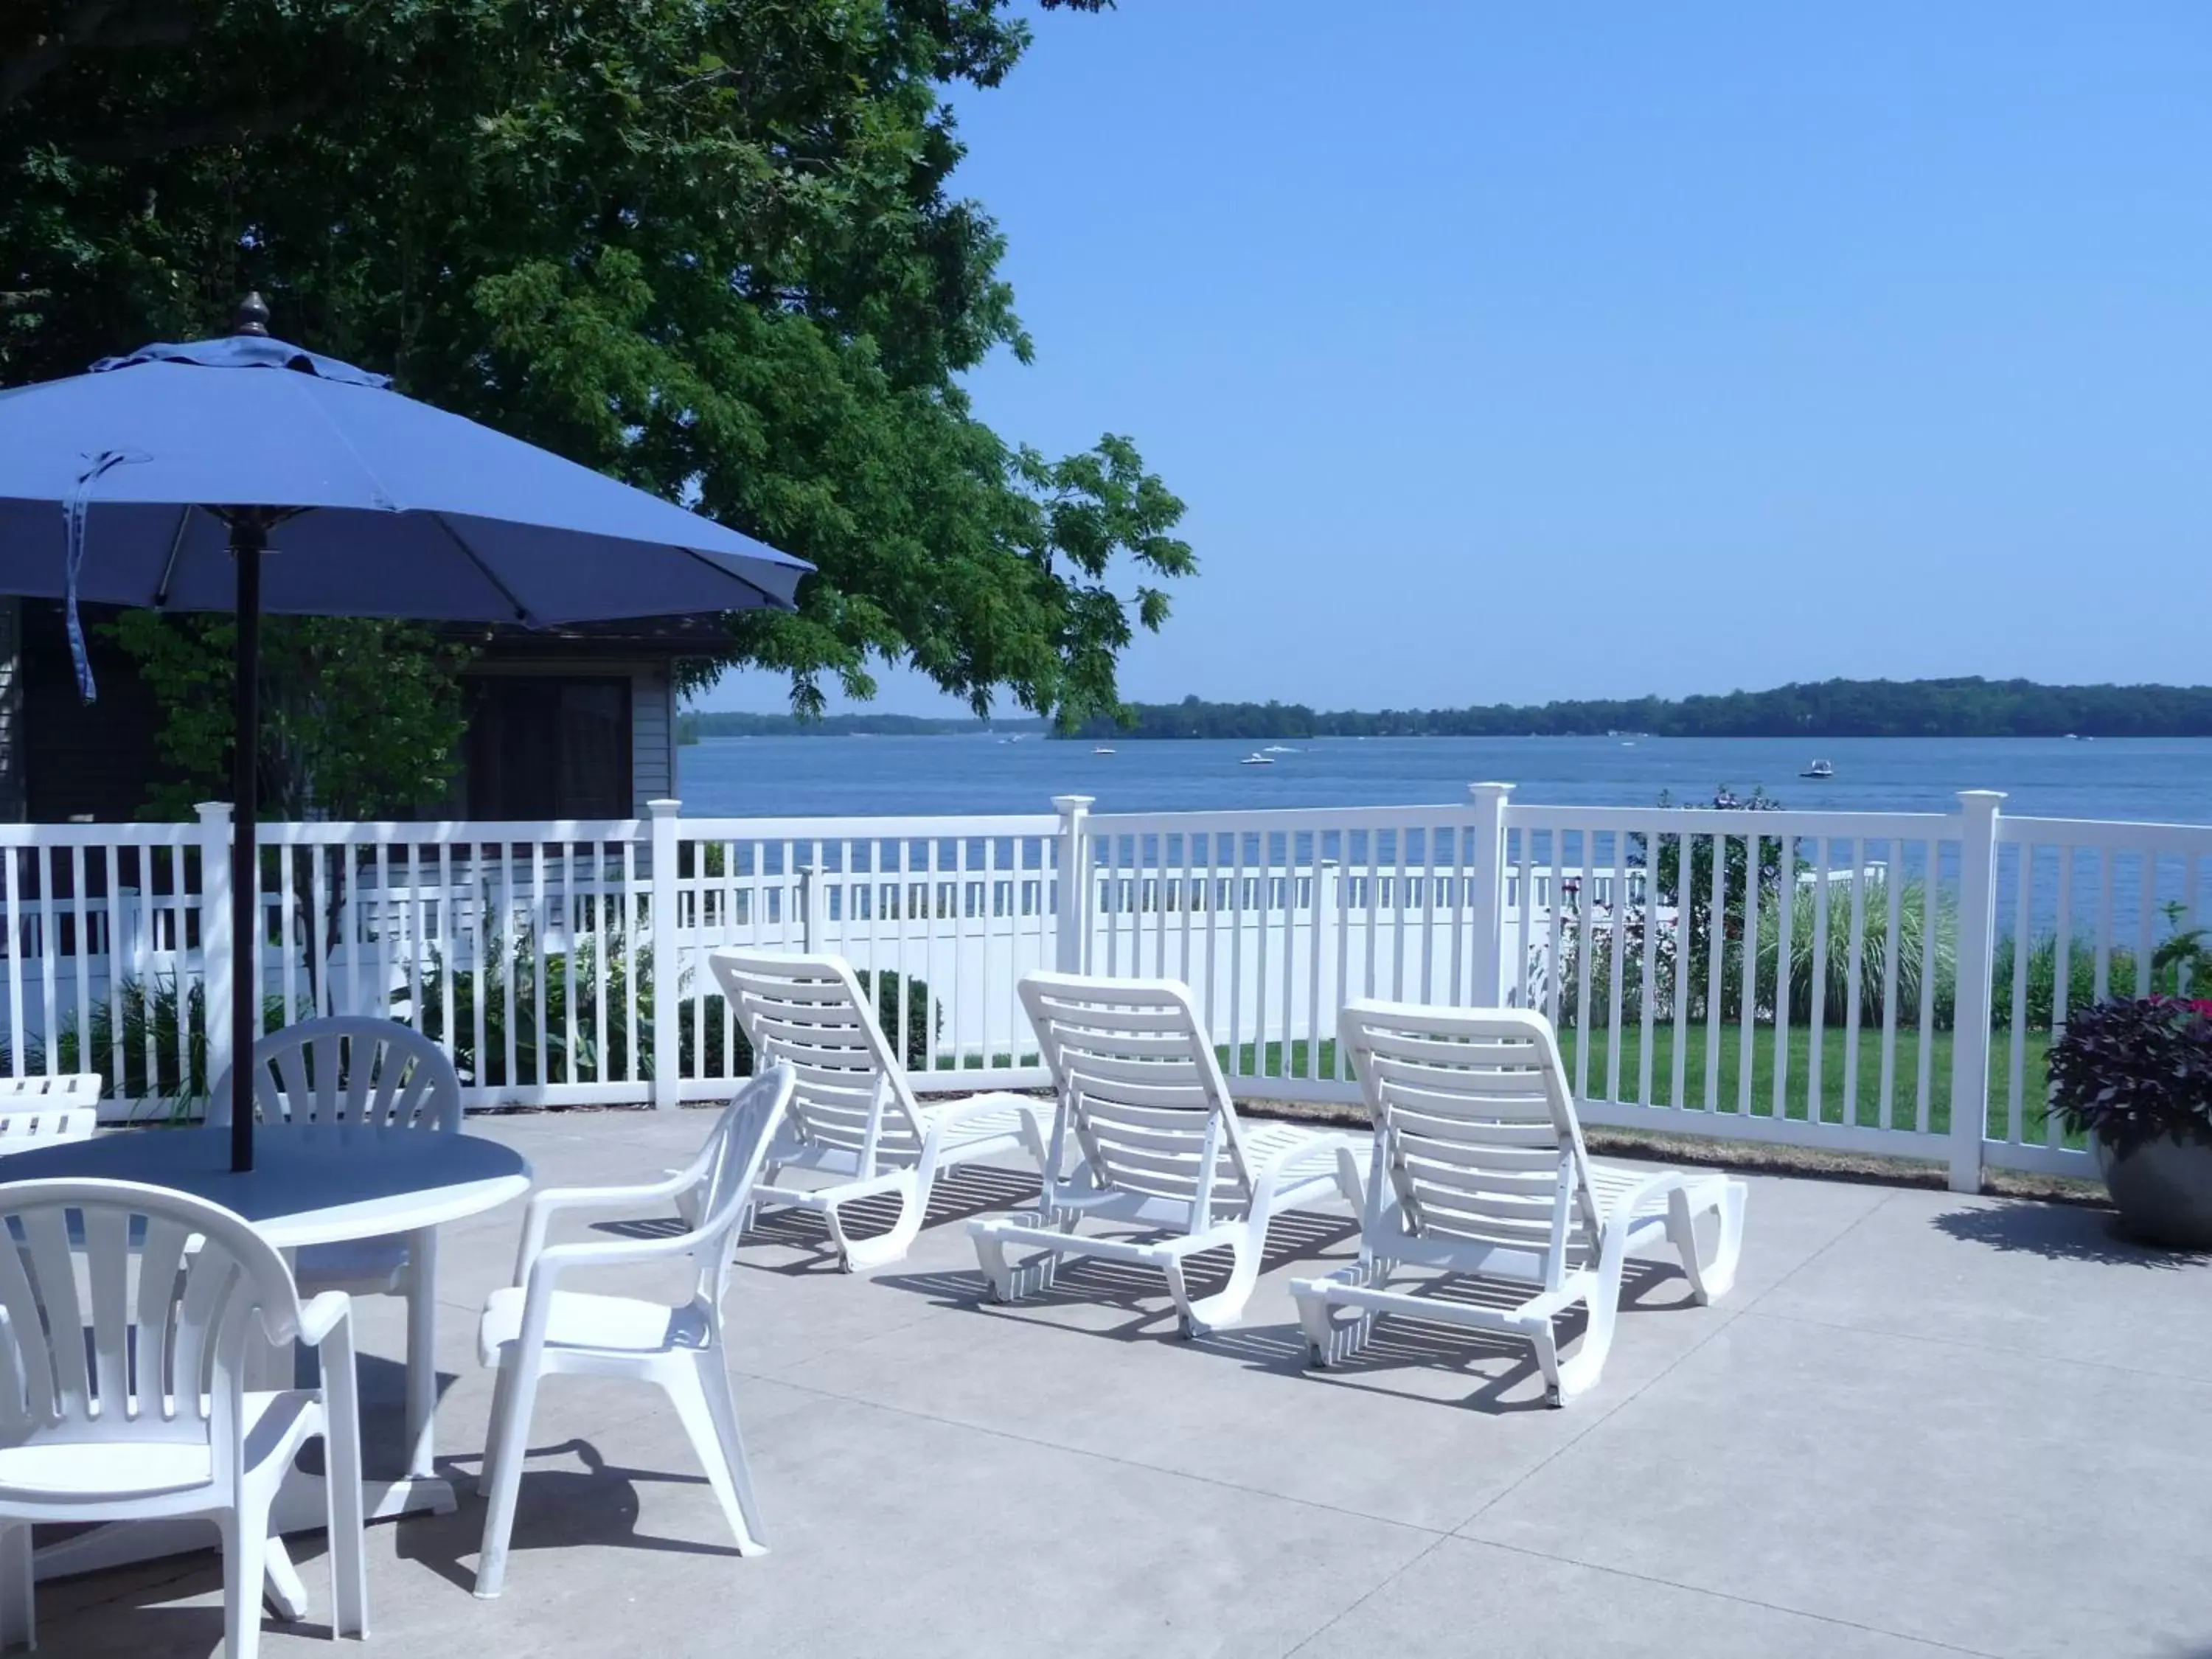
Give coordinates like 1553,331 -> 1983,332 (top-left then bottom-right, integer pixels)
1274,1531 -> 1457,1658
728,1363 -> 1454,1542
1290,1534 -> 2006,1659
1440,1184 -> 1905,1536
1732,1185 -> 1905,1314
1732,1304 -> 2212,1389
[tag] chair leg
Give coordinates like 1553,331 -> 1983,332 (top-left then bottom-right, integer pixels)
404,1231 -> 440,1479
474,1354 -> 544,1600
970,1211 -> 1071,1304
321,1408 -> 369,1638
223,1505 -> 271,1659
261,1540 -> 310,1624
1548,1255 -> 1626,1408
1669,1181 -> 1746,1305
476,1352 -> 518,1498
830,1171 -> 925,1273
1168,1217 -> 1267,1338
1294,1256 -> 1391,1368
665,1355 -> 768,1557
0,1521 -> 33,1652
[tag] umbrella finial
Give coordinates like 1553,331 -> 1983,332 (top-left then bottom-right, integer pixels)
232,292 -> 271,338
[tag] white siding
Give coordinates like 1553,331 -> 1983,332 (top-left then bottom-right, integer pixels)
632,665 -> 676,813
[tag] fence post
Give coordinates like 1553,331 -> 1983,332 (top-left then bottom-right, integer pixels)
1052,795 -> 1093,974
1467,782 -> 1514,1006
197,801 -> 234,1101
1948,789 -> 2006,1193
648,799 -> 681,1110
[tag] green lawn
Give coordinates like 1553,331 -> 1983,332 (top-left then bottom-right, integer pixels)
1220,1022 -> 2060,1141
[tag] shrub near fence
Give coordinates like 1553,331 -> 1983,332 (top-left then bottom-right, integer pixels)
405,927 -> 935,1088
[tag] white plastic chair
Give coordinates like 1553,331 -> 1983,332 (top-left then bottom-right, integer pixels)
707,950 -> 1051,1270
968,973 -> 1369,1336
1290,1001 -> 1747,1405
0,1178 -> 366,1656
209,1016 -> 461,1479
0,1076 -> 100,1152
473,1063 -> 795,1600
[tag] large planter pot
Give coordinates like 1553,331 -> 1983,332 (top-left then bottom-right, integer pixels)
2094,1133 -> 2212,1251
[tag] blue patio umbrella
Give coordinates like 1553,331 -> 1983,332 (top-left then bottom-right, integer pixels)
0,296 -> 812,1170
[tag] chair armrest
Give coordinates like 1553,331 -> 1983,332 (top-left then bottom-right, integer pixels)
1595,1167 -> 1686,1228
517,1229 -> 710,1303
512,1151 -> 717,1280
918,1090 -> 1048,1135
295,1290 -> 355,1348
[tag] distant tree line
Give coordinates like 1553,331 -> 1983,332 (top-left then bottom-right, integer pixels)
680,711 -> 1048,742
1062,679 -> 2212,740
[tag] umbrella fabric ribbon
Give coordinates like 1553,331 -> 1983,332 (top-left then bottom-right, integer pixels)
61,449 -> 147,702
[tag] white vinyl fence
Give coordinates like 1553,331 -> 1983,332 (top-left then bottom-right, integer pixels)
4,786 -> 2205,1192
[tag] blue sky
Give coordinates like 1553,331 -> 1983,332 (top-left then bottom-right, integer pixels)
699,1 -> 2211,716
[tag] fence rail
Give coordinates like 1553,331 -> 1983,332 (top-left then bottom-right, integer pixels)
4,785 -> 2204,1192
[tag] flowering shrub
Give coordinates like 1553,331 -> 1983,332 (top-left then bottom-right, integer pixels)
2048,997 -> 2212,1153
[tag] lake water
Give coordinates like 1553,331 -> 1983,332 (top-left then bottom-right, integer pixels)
678,734 -> 2212,825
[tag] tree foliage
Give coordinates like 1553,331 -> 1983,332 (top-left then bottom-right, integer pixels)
4,0 -> 1190,725
104,612 -> 470,820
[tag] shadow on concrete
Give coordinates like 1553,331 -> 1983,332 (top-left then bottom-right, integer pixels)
406,1437 -> 743,1598
872,1208 -> 1362,1344
595,1164 -> 1044,1276
1932,1202 -> 2208,1268
1208,1258 -> 1688,1413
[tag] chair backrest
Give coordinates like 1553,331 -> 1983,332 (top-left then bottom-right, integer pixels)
0,1074 -> 101,1148
708,950 -> 922,1165
1018,973 -> 1254,1225
1336,1000 -> 1601,1288
682,1063 -> 795,1312
207,1018 -> 462,1132
0,1179 -> 303,1470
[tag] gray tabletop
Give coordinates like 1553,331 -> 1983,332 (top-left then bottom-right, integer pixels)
0,1123 -> 532,1248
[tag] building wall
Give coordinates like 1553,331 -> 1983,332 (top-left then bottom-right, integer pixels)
456,655 -> 678,817
5,602 -> 684,822
632,664 -> 677,810
17,602 -> 175,822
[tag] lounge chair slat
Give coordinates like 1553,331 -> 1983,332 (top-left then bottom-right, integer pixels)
709,949 -> 1050,1272
1293,999 -> 1749,1406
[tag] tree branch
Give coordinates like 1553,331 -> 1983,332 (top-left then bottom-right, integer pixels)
1,1 -> 201,111
70,84 -> 335,163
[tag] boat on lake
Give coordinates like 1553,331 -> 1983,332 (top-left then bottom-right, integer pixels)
1801,758 -> 1834,779
1241,752 -> 1275,766
1093,746 -> 1116,755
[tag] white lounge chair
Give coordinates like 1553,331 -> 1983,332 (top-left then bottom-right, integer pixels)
1290,1001 -> 1747,1405
210,1017 -> 462,1478
473,1064 -> 794,1599
0,1074 -> 100,1150
968,973 -> 1368,1336
707,949 -> 1052,1271
0,1178 -> 366,1658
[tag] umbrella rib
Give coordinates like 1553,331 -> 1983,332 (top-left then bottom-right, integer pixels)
669,541 -> 783,609
428,513 -> 535,624
152,504 -> 194,608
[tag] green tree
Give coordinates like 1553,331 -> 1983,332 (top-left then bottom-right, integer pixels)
103,613 -> 469,822
3,0 -> 1189,727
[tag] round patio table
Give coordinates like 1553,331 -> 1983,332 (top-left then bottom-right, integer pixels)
0,1122 -> 532,1610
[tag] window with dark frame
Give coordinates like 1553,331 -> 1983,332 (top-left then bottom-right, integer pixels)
462,676 -> 631,820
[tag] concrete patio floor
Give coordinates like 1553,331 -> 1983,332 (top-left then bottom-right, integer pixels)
32,1106 -> 2212,1659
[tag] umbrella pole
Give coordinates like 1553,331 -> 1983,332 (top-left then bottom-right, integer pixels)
229,521 -> 266,1174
